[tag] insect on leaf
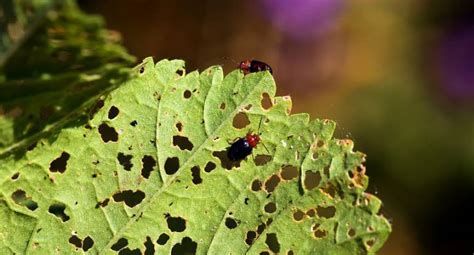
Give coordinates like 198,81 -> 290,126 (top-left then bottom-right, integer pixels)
0,58 -> 391,254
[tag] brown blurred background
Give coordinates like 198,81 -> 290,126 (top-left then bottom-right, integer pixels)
78,0 -> 474,254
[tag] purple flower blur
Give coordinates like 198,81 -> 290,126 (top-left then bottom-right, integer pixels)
259,0 -> 344,39
436,24 -> 474,100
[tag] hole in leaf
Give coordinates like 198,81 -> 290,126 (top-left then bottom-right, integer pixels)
176,122 -> 183,132
83,236 -> 94,252
27,141 -> 37,151
11,172 -> 19,180
266,233 -> 280,253
265,175 -> 280,193
176,69 -> 183,75
246,231 -> 257,245
264,202 -> 277,214
204,161 -> 216,173
141,155 -> 156,179
260,251 -> 270,255
165,214 -> 186,232
191,166 -> 202,184
183,90 -> 192,99
113,190 -> 145,208
288,250 -> 294,255
251,179 -> 262,191
304,171 -> 321,190
261,93 -> 273,110
366,239 -> 375,248
12,190 -> 38,211
49,152 -> 70,173
258,223 -> 268,235
165,157 -> 180,175
108,106 -> 119,119
144,236 -> 155,255
317,140 -> 324,147
111,238 -> 128,251
293,210 -> 305,221
314,229 -> 327,238
220,102 -> 226,110
98,123 -> 118,143
119,248 -> 140,255
244,197 -> 250,205
139,66 -> 145,74
321,183 -> 337,198
213,150 -> 240,170
117,153 -> 133,171
157,233 -> 170,245
48,203 -> 70,222
225,217 -> 238,229
232,112 -> 250,129
95,198 -> 110,208
130,120 -> 138,127
254,155 -> 272,166
69,234 -> 82,248
89,99 -> 104,119
173,136 -> 194,151
323,165 -> 330,177
348,228 -> 356,237
281,165 -> 298,180
171,237 -> 197,255
316,206 -> 336,219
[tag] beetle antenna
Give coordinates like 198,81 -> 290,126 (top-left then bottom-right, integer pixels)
261,142 -> 270,154
257,116 -> 264,135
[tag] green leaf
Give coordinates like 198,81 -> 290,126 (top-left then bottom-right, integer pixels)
0,1 -> 134,154
0,58 -> 391,254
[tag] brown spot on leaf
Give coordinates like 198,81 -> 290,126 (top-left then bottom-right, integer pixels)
281,165 -> 298,180
316,206 -> 336,219
264,202 -> 277,214
304,171 -> 321,190
261,93 -> 273,110
183,90 -> 192,99
232,112 -> 250,129
251,179 -> 262,191
293,210 -> 305,221
265,175 -> 280,193
254,154 -> 272,166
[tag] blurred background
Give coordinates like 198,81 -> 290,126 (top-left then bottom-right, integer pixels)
73,0 -> 473,254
